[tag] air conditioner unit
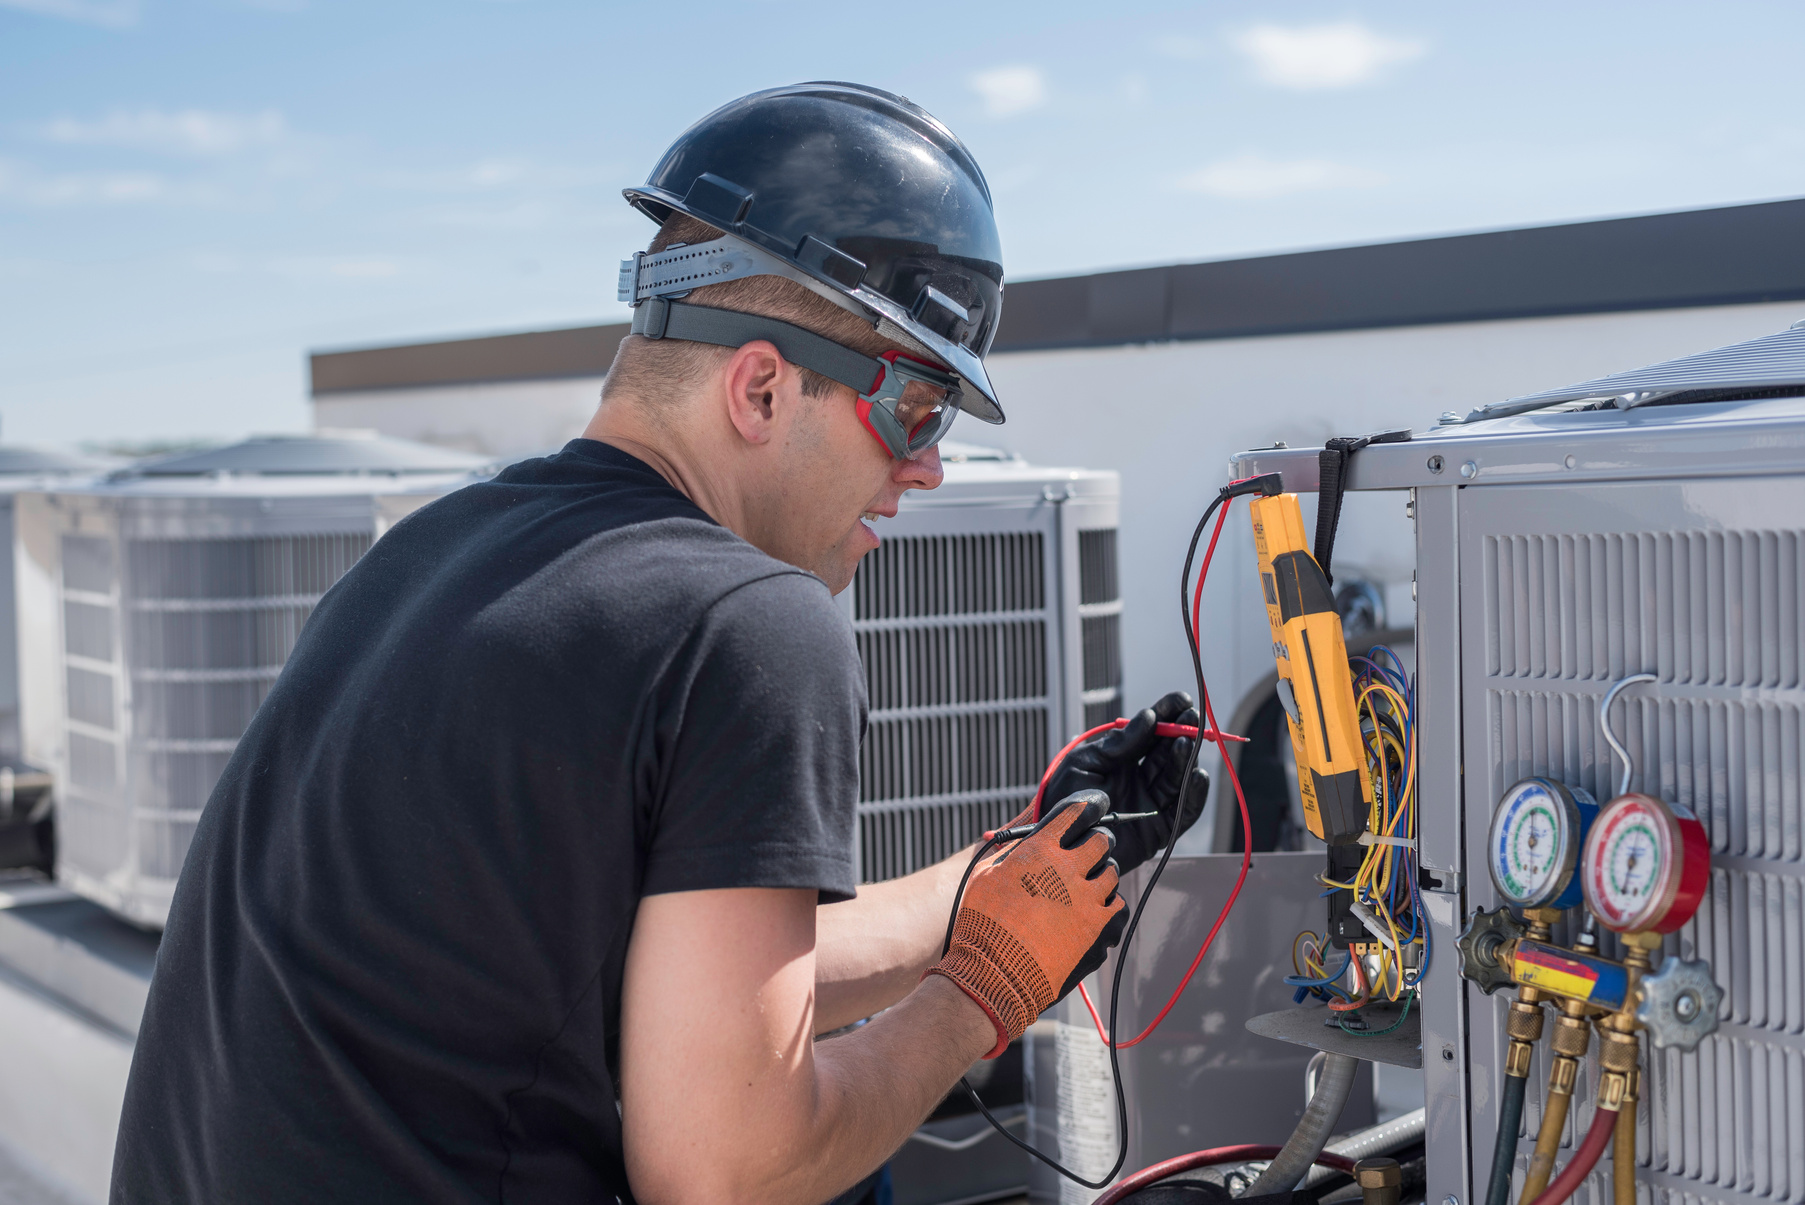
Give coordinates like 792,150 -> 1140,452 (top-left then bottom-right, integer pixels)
15,432 -> 492,928
1232,322 -> 1805,1205
0,446 -> 108,870
847,443 -> 1122,886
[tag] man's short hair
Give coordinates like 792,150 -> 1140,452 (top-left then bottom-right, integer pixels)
602,214 -> 895,412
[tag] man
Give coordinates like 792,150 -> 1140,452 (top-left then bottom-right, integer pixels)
111,82 -> 1206,1204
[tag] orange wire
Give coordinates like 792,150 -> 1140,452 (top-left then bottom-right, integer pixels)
1328,952 -> 1369,1011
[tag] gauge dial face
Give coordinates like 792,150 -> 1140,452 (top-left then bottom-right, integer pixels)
1489,779 -> 1579,906
1583,794 -> 1679,932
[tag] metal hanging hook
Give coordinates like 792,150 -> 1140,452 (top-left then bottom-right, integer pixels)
1600,672 -> 1657,797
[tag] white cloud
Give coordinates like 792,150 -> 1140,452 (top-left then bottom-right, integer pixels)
41,109 -> 287,156
0,0 -> 138,26
1179,154 -> 1384,199
1232,22 -> 1426,90
970,66 -> 1047,119
0,157 -> 198,205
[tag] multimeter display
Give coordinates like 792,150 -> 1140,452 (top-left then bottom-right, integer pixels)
1488,777 -> 1597,910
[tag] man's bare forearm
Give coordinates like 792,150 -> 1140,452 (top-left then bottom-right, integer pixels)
790,975 -> 996,1204
814,844 -> 977,1032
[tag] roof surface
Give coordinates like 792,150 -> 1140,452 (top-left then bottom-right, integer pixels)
312,197 -> 1805,396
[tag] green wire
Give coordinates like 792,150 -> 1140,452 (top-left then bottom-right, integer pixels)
1338,990 -> 1417,1037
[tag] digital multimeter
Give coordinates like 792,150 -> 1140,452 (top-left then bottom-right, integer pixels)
1249,492 -> 1371,845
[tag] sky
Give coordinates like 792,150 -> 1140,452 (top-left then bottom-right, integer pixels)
6,0 -> 1805,450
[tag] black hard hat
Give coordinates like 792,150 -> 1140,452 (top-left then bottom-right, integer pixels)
623,81 -> 1006,424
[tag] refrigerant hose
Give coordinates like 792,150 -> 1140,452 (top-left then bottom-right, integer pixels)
1483,1071 -> 1530,1205
1524,1105 -> 1617,1205
1244,1051 -> 1360,1196
1300,1107 -> 1428,1190
1091,1145 -> 1359,1205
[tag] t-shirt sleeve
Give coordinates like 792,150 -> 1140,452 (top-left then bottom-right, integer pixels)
642,570 -> 865,902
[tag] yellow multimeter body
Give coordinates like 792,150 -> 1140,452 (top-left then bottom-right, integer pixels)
1249,493 -> 1373,845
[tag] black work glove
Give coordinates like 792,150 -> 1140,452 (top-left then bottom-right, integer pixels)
1042,691 -> 1211,874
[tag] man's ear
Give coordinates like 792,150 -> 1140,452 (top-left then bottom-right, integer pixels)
721,340 -> 792,447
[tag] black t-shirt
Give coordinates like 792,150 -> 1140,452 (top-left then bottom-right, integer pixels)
111,440 -> 866,1204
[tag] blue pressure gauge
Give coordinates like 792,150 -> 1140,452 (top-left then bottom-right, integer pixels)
1488,777 -> 1598,910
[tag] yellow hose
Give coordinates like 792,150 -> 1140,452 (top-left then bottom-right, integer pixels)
1614,1080 -> 1638,1205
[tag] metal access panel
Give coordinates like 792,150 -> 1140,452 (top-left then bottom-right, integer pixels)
847,463 -> 1120,883
1458,475 -> 1805,1205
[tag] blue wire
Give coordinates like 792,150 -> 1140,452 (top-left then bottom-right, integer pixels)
1285,949 -> 1353,987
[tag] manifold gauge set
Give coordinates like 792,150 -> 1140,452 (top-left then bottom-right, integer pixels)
1458,677 -> 1726,1205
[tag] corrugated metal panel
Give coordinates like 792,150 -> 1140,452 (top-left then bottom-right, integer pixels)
1483,532 -> 1804,688
1463,476 -> 1805,1205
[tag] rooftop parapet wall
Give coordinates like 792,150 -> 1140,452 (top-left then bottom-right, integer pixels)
311,197 -> 1805,395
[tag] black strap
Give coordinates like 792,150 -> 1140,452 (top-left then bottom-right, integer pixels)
1313,430 -> 1412,586
631,298 -> 879,394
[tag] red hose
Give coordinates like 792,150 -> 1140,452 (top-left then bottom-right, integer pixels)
1526,1106 -> 1619,1205
1092,1144 -> 1359,1205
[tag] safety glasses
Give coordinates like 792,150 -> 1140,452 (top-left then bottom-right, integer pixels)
856,350 -> 962,460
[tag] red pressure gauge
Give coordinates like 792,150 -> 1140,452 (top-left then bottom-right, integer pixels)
1580,793 -> 1710,934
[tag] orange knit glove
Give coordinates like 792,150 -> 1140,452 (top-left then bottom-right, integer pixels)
928,791 -> 1129,1058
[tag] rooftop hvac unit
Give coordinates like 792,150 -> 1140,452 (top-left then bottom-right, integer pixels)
1234,322 -> 1805,1205
0,446 -> 109,870
846,443 -> 1121,885
15,432 -> 492,927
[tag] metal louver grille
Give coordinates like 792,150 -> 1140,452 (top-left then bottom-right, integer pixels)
1078,529 -> 1123,731
852,532 -> 1051,882
101,534 -> 370,881
58,534 -> 124,888
1484,532 -> 1803,686
1471,496 -> 1805,1205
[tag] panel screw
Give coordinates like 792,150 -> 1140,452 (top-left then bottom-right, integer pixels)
1445,1195 -> 1461,1205
1441,1044 -> 1456,1062
1459,460 -> 1478,479
1564,454 -> 1577,469
1427,455 -> 1444,474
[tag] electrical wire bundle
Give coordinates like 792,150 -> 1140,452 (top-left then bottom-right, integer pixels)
1286,646 -> 1428,1028
1287,930 -> 1351,1005
1349,646 -> 1428,994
